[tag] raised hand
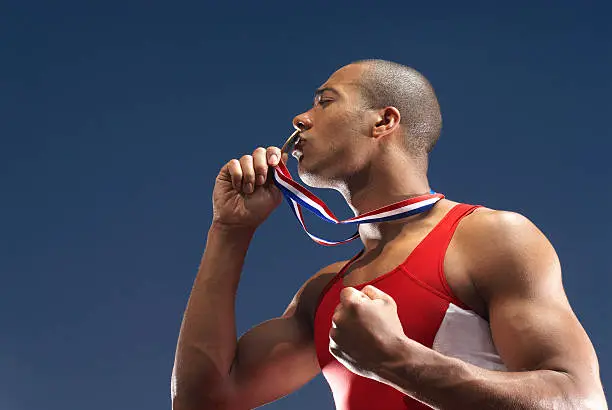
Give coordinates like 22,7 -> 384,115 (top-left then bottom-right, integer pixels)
212,146 -> 285,230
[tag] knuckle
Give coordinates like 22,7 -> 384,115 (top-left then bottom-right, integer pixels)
342,292 -> 357,304
254,161 -> 267,172
332,311 -> 341,323
338,302 -> 351,313
240,157 -> 254,173
227,160 -> 241,174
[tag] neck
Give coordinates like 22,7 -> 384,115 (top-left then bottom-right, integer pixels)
337,152 -> 432,248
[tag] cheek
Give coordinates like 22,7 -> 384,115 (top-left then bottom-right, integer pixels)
307,109 -> 370,169
334,110 -> 361,134
315,107 -> 352,133
319,114 -> 357,153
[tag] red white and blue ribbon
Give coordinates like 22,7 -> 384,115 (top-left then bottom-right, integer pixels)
273,159 -> 444,246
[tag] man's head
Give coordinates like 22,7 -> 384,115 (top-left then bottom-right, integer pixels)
291,60 -> 441,190
356,59 -> 442,155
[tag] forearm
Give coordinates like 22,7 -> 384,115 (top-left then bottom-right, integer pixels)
379,340 -> 598,410
172,222 -> 255,402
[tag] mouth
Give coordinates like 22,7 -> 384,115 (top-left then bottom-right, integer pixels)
292,135 -> 306,161
282,129 -> 305,161
281,129 -> 301,155
292,148 -> 303,161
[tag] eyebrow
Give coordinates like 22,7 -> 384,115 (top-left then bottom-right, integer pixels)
314,87 -> 340,97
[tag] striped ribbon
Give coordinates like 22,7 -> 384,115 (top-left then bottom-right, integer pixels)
272,159 -> 444,246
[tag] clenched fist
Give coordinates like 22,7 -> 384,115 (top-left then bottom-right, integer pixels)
212,146 -> 287,230
329,286 -> 411,382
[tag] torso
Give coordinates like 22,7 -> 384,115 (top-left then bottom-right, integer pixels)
303,199 -> 486,322
302,200 -> 505,410
341,200 -> 487,317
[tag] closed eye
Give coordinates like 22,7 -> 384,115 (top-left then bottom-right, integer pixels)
313,98 -> 333,108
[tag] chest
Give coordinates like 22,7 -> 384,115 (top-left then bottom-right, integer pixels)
341,228 -> 433,287
339,229 -> 486,321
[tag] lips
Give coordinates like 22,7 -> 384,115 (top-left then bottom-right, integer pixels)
292,136 -> 305,161
292,149 -> 303,160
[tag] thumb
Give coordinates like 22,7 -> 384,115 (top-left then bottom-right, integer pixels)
339,287 -> 365,304
362,285 -> 395,305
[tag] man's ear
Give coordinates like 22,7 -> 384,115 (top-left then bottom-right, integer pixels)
372,106 -> 401,139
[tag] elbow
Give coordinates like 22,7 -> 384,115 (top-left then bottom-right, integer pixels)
172,393 -> 231,410
556,371 -> 607,410
171,361 -> 237,410
564,394 -> 608,410
572,391 -> 608,410
530,388 -> 606,410
172,387 -> 236,410
171,376 -> 235,410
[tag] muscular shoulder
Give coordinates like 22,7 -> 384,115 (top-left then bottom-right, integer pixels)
457,208 -> 546,252
453,208 -> 561,303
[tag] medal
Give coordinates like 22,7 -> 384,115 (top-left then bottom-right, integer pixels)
274,130 -> 444,246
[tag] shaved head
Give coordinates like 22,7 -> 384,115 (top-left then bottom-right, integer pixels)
353,59 -> 442,157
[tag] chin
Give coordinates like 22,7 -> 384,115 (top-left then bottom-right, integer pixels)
297,161 -> 339,190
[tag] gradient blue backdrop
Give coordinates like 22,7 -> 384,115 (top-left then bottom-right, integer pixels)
1,1 -> 610,409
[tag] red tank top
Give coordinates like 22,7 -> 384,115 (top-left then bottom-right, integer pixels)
313,204 -> 480,410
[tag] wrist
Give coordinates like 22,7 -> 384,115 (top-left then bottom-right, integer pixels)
376,335 -> 418,382
376,337 -> 439,387
197,221 -> 256,286
204,221 -> 256,259
376,338 -> 473,398
209,220 -> 257,239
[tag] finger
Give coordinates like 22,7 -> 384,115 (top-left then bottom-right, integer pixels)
266,146 -> 282,167
339,287 -> 364,305
227,159 -> 243,192
362,285 -> 395,305
328,333 -> 347,364
329,330 -> 340,353
239,154 -> 255,194
329,343 -> 343,362
333,300 -> 343,315
252,147 -> 268,186
331,308 -> 342,328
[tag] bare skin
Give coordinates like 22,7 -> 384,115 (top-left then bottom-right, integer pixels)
171,63 -> 607,409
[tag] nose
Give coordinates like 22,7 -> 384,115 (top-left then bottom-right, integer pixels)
292,112 -> 313,131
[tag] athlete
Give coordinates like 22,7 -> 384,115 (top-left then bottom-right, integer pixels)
171,60 -> 607,409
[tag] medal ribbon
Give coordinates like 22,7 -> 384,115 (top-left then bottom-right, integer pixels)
272,148 -> 444,246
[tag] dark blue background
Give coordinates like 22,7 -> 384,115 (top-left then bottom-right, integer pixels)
1,1 -> 609,409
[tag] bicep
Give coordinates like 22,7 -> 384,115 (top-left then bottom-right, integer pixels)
225,264 -> 343,409
228,312 -> 319,409
489,288 -> 597,376
471,211 -> 601,389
